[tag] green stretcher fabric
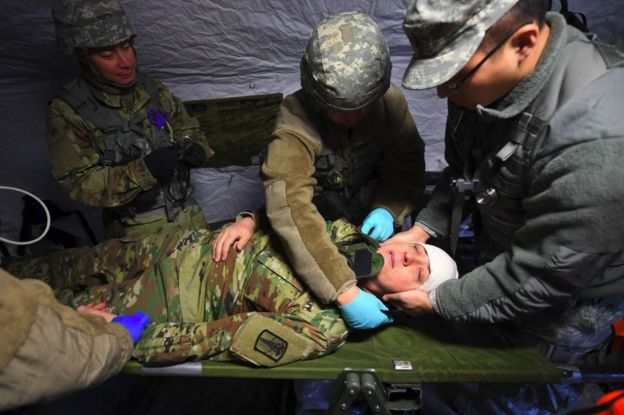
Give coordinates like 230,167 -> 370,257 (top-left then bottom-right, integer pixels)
124,316 -> 561,384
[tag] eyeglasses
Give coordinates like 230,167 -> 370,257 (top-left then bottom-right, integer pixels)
445,21 -> 533,94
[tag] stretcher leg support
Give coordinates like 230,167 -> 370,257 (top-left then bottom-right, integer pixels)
329,369 -> 422,414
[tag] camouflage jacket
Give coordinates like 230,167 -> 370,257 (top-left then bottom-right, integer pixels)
0,269 -> 132,410
263,83 -> 426,303
47,74 -> 211,210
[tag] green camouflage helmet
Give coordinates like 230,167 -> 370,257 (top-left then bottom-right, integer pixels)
301,12 -> 392,112
52,0 -> 135,55
402,0 -> 518,90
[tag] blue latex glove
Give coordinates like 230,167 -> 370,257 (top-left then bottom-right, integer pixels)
337,289 -> 393,330
112,311 -> 151,343
361,208 -> 394,242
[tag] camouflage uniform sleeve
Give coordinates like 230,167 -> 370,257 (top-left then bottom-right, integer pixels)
262,96 -> 357,304
46,98 -> 157,208
0,269 -> 132,409
372,84 -> 426,224
153,79 -> 214,164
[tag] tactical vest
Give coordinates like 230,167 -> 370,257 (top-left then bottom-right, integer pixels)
449,35 -> 624,259
293,90 -> 384,222
58,75 -> 190,219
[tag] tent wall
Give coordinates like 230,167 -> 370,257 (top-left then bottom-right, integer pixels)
0,0 -> 622,246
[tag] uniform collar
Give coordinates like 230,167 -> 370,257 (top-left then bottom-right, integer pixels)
85,73 -> 150,110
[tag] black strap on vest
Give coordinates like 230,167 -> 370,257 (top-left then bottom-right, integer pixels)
448,32 -> 624,256
550,0 -> 589,33
449,112 -> 546,255
58,75 -> 171,166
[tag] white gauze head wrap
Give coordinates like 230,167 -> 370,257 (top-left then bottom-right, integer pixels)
415,243 -> 459,293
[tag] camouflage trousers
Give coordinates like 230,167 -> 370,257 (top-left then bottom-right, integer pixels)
4,229 -> 182,289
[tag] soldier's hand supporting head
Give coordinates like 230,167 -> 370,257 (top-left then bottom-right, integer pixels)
383,289 -> 433,315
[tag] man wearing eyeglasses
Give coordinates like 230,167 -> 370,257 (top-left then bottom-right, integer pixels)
383,0 -> 624,412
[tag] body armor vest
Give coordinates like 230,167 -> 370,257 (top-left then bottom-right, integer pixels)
294,90 -> 384,223
58,75 -> 190,220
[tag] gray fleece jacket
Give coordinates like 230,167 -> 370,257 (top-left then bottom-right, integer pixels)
418,14 -> 624,333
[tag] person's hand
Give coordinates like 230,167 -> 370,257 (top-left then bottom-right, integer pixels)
143,146 -> 179,181
361,208 -> 394,242
78,303 -> 115,322
383,289 -> 434,315
337,287 -> 393,330
212,217 -> 255,262
112,311 -> 151,343
382,225 -> 431,246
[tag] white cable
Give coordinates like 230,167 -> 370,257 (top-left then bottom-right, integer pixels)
0,186 -> 51,246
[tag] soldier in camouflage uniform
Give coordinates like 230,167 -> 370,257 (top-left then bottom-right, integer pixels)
261,13 -> 426,331
6,217 -> 457,367
48,0 -> 214,240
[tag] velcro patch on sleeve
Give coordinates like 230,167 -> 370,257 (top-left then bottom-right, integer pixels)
230,314 -> 315,367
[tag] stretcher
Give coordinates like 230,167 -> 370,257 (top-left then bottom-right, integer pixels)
123,315 -> 614,414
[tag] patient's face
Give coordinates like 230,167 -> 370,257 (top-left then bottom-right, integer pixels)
360,242 -> 429,295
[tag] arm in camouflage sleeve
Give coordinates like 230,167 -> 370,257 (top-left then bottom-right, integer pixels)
262,127 -> 357,303
372,84 -> 426,225
46,99 -> 158,208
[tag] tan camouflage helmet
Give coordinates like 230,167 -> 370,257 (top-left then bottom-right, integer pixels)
301,12 -> 392,112
402,0 -> 519,90
52,0 -> 135,55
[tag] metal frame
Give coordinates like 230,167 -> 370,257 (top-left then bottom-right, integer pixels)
328,369 -> 421,415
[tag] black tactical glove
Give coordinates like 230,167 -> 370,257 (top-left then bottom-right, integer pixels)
143,146 -> 178,181
179,142 -> 208,167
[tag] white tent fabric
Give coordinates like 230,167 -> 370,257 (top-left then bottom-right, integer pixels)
0,0 -> 622,243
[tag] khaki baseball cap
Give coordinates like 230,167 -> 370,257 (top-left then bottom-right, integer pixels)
402,0 -> 518,89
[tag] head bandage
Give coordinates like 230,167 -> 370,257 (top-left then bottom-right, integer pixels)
414,243 -> 458,293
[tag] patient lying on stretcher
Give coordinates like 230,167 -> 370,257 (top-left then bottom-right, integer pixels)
6,217 -> 457,367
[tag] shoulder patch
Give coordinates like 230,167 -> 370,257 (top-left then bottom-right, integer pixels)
254,330 -> 288,362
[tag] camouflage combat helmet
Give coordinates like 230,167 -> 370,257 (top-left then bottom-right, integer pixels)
301,12 -> 392,112
52,0 -> 135,55
402,0 -> 518,89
